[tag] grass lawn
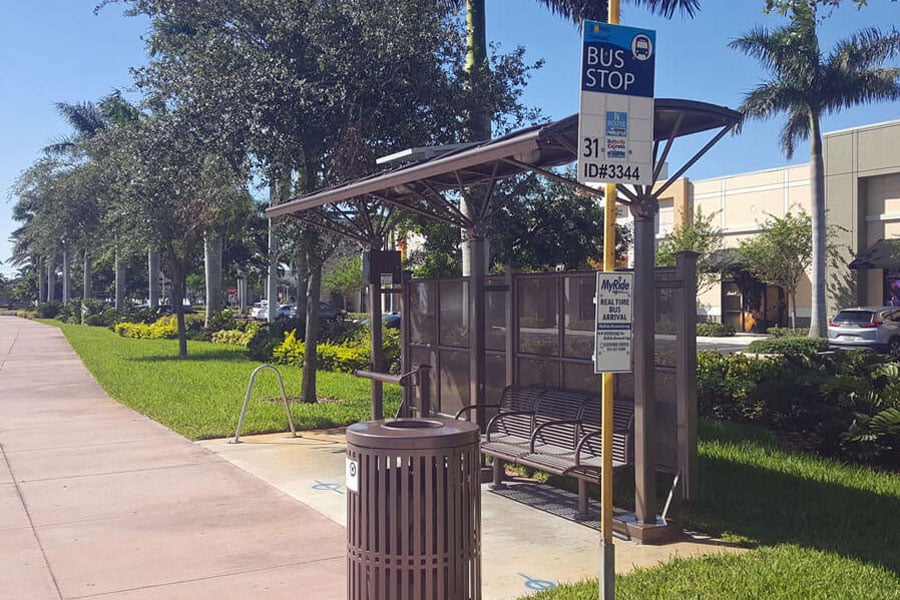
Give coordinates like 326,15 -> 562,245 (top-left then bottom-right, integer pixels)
55,322 -> 400,440
531,419 -> 900,599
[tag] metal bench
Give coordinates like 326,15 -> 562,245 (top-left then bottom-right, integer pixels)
459,385 -> 635,517
515,398 -> 634,515
479,388 -> 593,487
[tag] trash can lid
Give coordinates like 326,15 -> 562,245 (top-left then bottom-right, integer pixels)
346,417 -> 479,450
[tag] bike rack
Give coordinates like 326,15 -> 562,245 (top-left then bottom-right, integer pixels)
231,364 -> 297,444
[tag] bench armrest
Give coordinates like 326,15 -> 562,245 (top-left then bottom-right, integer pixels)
574,428 -> 632,467
454,404 -> 501,419
485,411 -> 534,442
529,419 -> 580,452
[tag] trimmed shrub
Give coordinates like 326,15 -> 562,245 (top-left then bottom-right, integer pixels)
317,343 -> 370,372
698,348 -> 900,467
696,322 -> 735,337
115,316 -> 178,339
269,326 -> 400,374
211,329 -> 255,346
767,326 -> 809,338
36,302 -> 62,319
745,337 -> 828,356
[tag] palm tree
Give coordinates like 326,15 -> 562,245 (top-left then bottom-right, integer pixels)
730,4 -> 900,337
444,0 -> 700,143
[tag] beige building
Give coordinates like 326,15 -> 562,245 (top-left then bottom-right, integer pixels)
618,118 -> 900,330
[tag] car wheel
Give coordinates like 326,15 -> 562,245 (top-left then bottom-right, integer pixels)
889,338 -> 900,361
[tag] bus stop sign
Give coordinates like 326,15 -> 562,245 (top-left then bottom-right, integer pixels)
578,21 -> 656,186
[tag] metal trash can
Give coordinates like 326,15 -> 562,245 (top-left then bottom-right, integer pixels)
346,418 -> 481,600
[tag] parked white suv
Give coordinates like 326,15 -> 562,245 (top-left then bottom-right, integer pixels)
828,306 -> 900,358
250,300 -> 268,320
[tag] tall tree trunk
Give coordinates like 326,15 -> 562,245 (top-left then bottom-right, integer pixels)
168,255 -> 189,358
62,247 -> 71,304
115,249 -> 126,311
295,250 -> 308,320
266,217 -> 278,323
82,249 -> 92,300
204,232 -> 224,326
46,260 -> 56,302
790,288 -> 798,329
809,113 -> 827,337
37,258 -> 47,304
148,249 -> 160,308
301,241 -> 323,404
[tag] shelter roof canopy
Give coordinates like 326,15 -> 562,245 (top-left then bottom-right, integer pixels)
266,99 -> 742,220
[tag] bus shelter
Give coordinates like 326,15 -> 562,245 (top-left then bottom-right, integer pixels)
266,99 -> 741,537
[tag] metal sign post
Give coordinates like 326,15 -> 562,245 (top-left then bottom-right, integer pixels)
579,4 -> 654,599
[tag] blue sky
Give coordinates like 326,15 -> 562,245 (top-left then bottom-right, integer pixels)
2,0 -> 899,277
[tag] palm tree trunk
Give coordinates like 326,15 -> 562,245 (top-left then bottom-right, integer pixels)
38,258 -> 47,304
148,249 -> 160,308
115,249 -> 126,311
62,247 -> 71,304
46,260 -> 56,302
82,249 -> 92,300
809,113 -> 827,337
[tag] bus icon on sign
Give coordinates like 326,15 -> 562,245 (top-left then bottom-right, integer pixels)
632,35 -> 653,60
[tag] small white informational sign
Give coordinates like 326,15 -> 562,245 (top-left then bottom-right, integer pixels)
345,457 -> 359,493
577,21 -> 656,186
594,272 -> 634,374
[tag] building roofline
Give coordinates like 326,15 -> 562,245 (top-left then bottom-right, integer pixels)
824,118 -> 900,138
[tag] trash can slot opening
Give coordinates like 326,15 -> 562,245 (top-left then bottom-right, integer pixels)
383,419 -> 443,430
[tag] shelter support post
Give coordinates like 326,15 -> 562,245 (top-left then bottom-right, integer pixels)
369,281 -> 384,420
632,196 -> 657,526
468,234 -> 487,428
675,251 -> 699,501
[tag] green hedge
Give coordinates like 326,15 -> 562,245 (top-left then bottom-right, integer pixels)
766,326 -> 809,338
697,349 -> 900,466
744,336 -> 828,355
114,314 -> 205,339
696,322 -> 735,337
270,327 -> 400,374
211,329 -> 255,346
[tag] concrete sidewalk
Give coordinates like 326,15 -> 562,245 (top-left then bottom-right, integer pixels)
0,317 -> 346,600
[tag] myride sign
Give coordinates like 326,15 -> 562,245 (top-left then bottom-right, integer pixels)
594,272 -> 634,374
578,21 -> 656,186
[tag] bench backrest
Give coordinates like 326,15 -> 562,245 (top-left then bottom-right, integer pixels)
499,384 -> 545,413
578,399 -> 634,465
490,385 -> 544,438
531,389 -> 590,448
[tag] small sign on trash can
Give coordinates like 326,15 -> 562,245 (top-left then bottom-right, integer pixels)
345,457 -> 359,493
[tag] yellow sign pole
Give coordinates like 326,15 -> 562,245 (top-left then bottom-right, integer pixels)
601,6 -> 620,600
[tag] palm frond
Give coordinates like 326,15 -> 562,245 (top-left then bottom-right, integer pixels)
821,68 -> 900,115
738,81 -> 805,120
54,101 -> 106,137
729,26 -> 778,70
829,27 -> 900,73
531,0 -> 698,24
626,0 -> 700,19
779,110 -> 811,160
